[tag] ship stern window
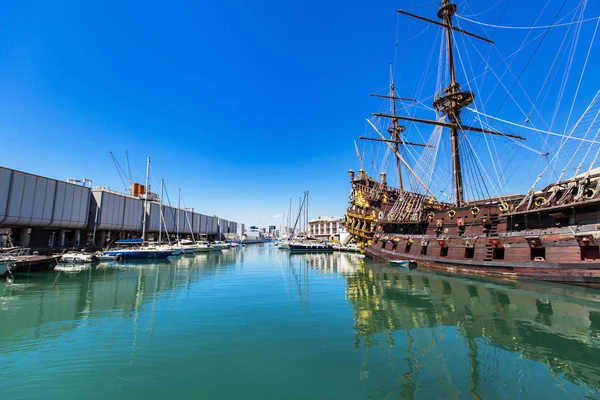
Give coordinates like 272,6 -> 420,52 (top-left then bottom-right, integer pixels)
420,246 -> 428,255
404,244 -> 412,253
440,247 -> 449,257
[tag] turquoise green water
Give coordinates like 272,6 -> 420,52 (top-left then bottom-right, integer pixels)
2,244 -> 600,399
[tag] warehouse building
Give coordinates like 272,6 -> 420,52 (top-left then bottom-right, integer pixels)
0,166 -> 243,250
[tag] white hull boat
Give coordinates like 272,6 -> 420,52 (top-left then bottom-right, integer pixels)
211,241 -> 230,250
95,253 -> 123,262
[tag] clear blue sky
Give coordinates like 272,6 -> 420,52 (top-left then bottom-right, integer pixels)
0,0 -> 599,227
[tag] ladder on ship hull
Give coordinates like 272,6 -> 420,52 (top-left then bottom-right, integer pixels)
484,213 -> 500,262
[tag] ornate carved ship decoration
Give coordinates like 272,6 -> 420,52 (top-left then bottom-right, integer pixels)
345,0 -> 600,285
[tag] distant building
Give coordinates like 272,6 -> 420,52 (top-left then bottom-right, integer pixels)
308,216 -> 346,242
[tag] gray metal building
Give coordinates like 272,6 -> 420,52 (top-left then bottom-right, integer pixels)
0,166 -> 243,249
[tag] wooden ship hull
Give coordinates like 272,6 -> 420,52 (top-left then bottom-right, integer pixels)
346,175 -> 600,285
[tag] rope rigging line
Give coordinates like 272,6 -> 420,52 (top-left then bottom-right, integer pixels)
556,104 -> 600,183
407,5 -> 583,131
523,8 -> 587,126
450,26 -> 510,199
565,14 -> 600,131
467,108 -> 600,145
494,0 -> 570,115
548,1 -> 588,138
456,14 -> 600,30
573,108 -> 600,177
459,0 -> 508,19
525,91 -> 600,194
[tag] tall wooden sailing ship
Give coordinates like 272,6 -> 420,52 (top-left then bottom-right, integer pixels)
345,0 -> 600,285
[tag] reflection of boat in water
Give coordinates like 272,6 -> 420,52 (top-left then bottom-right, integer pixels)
0,251 -> 243,344
299,252 -> 364,276
388,259 -> 416,269
55,264 -> 92,272
347,263 -> 600,396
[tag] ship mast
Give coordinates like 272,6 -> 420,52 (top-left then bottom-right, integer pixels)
388,67 -> 405,191
438,0 -> 468,207
367,70 -> 417,190
366,1 -> 526,208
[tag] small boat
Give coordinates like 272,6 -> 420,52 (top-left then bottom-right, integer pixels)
103,248 -> 173,260
288,242 -> 334,253
59,252 -> 96,263
0,259 -> 12,277
389,259 -> 417,269
194,241 -> 212,253
9,255 -> 58,273
103,238 -> 173,260
94,252 -> 123,262
1,248 -> 28,276
228,242 -> 241,248
177,239 -> 198,254
333,243 -> 361,253
144,242 -> 182,256
210,241 -> 230,250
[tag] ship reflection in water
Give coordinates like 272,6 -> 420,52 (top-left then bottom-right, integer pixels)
1,246 -> 600,399
346,261 -> 600,398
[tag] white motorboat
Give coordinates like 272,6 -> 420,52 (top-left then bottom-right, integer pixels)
278,240 -> 291,249
177,239 -> 198,254
94,252 -> 123,262
59,252 -> 96,263
332,243 -> 361,253
195,241 -> 212,253
0,259 -> 12,276
210,241 -> 230,250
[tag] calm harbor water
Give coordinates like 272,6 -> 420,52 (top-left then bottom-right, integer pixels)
2,244 -> 600,399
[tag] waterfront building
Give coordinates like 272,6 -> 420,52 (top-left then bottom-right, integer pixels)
0,166 -> 243,249
308,216 -> 346,242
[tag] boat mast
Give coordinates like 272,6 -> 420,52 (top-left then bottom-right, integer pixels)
158,178 -> 164,243
305,191 -> 309,234
388,1 -> 503,207
141,156 -> 150,241
389,65 -> 404,191
177,188 -> 181,242
439,0 -> 465,207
